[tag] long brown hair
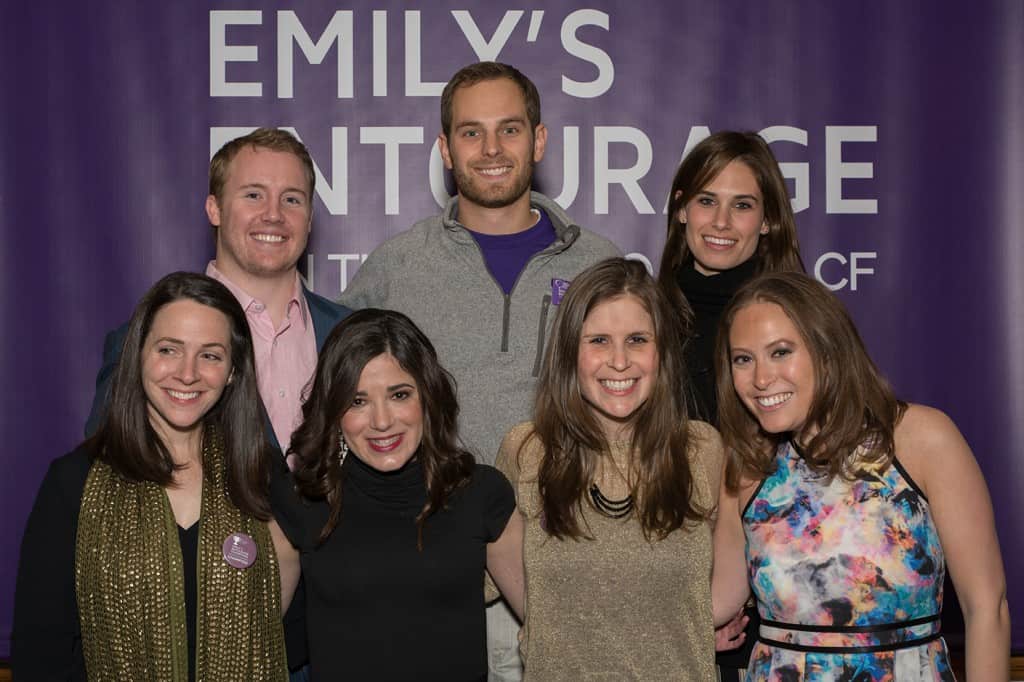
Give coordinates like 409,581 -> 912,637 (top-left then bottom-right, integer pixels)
715,272 -> 906,490
657,131 -> 804,290
532,258 -> 708,540
290,309 -> 475,547
89,272 -> 273,519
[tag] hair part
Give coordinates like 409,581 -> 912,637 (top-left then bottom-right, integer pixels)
715,271 -> 906,490
657,130 -> 804,291
289,309 -> 475,547
89,272 -> 273,519
208,127 -> 316,204
531,257 -> 707,540
440,62 -> 541,138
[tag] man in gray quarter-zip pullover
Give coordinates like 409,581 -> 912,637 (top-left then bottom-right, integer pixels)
340,62 -> 619,470
338,61 -> 619,682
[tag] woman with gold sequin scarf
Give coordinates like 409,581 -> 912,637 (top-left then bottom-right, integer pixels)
13,273 -> 291,681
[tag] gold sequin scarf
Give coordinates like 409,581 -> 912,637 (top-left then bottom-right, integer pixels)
75,429 -> 287,681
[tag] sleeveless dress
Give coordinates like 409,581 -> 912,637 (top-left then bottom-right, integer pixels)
743,442 -> 955,681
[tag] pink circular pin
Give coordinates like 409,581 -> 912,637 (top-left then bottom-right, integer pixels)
222,532 -> 258,569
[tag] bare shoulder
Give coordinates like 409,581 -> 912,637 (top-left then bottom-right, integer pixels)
895,403 -> 968,460
895,403 -> 974,498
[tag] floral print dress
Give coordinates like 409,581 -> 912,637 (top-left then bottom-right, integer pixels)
742,442 -> 955,681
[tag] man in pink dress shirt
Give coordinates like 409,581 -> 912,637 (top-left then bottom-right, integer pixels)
85,128 -> 351,680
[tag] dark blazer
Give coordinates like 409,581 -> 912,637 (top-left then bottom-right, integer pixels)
82,285 -> 350,671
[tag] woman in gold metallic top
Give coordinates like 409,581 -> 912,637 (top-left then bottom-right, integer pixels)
496,258 -> 724,680
13,272 -> 292,681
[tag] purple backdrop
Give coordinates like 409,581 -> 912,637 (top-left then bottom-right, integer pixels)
3,0 -> 1022,657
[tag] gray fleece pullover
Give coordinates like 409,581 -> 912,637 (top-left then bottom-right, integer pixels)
338,192 -> 621,464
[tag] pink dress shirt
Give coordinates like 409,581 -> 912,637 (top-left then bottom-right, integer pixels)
207,262 -> 318,453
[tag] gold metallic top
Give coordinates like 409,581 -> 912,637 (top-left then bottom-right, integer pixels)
496,421 -> 723,681
75,428 -> 286,681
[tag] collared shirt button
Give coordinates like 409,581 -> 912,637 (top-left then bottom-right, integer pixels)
278,389 -> 286,398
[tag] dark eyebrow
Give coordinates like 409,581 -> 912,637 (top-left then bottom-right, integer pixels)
454,116 -> 528,130
697,189 -> 760,202
352,382 -> 416,395
387,383 -> 415,392
152,338 -> 227,351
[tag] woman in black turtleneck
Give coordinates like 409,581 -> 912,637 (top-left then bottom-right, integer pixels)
657,131 -> 804,680
270,309 -> 525,681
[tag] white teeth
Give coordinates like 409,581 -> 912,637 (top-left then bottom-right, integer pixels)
757,392 -> 792,407
253,234 -> 285,243
478,166 -> 510,176
704,236 -> 736,246
600,379 -> 636,391
370,435 -> 400,447
168,390 -> 199,400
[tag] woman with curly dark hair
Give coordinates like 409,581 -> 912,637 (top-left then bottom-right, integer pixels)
271,308 -> 524,681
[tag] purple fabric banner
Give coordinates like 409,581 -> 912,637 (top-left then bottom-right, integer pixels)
2,0 -> 1022,657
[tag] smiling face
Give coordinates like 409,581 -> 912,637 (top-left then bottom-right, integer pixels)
577,294 -> 658,441
206,145 -> 312,284
340,353 -> 424,472
142,299 -> 233,441
728,301 -> 816,436
680,159 -> 768,275
438,77 -> 547,218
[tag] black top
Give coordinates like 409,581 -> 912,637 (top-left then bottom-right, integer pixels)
178,522 -> 199,682
271,454 -> 515,682
675,257 -> 760,425
675,258 -> 760,673
11,446 -> 199,682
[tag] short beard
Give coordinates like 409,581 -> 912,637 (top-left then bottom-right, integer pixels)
448,140 -> 536,209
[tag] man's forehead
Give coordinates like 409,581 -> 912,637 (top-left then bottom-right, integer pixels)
450,78 -> 528,124
224,146 -> 306,184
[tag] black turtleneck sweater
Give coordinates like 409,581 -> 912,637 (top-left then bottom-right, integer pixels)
271,454 -> 514,682
675,257 -> 760,426
675,258 -> 760,675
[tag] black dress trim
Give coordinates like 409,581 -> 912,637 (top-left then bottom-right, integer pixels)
761,612 -> 940,633
741,474 -> 769,520
890,456 -> 929,503
758,632 -> 942,654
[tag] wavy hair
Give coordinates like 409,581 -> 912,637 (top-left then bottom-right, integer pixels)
290,309 -> 475,547
657,130 -> 804,290
715,272 -> 906,490
531,258 -> 707,540
89,272 -> 272,518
